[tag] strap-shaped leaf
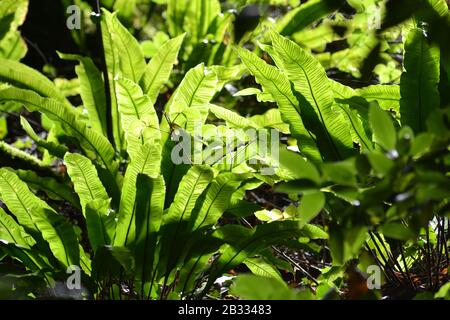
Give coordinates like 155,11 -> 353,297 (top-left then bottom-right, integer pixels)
114,143 -> 161,247
356,85 -> 400,113
14,169 -> 80,211
140,34 -> 185,104
20,116 -> 68,159
0,88 -> 117,174
250,109 -> 290,134
370,104 -> 397,151
64,153 -> 109,215
0,207 -> 35,248
209,65 -> 247,93
85,199 -> 112,251
335,103 -> 373,151
166,63 -> 218,115
0,140 -> 46,170
58,53 -> 108,136
188,0 -> 221,43
164,166 -> 215,226
33,207 -> 80,268
237,47 -> 321,162
167,0 -> 189,37
276,0 -> 344,36
115,77 -> 161,157
158,166 -> 214,275
101,10 -> 146,83
134,174 -> 165,285
0,169 -> 79,267
270,31 -> 354,160
331,80 -> 373,150
243,257 -> 284,283
0,58 -> 69,105
209,104 -> 257,129
0,243 -> 51,273
0,168 -> 50,234
400,28 -> 440,132
176,240 -> 221,295
100,9 -> 122,151
189,173 -> 242,231
0,0 -> 27,59
203,221 -> 303,294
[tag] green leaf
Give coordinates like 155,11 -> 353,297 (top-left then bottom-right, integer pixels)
277,0 -> 344,36
300,224 -> 329,240
0,87 -> 118,175
113,0 -> 136,22
0,31 -> 27,61
400,28 -> 440,132
167,0 -> 190,37
0,58 -> 69,105
20,116 -> 68,159
85,199 -> 112,251
0,207 -> 35,248
205,221 -> 303,293
14,169 -> 80,211
0,168 -> 52,235
190,0 -> 221,43
101,10 -> 145,83
158,166 -> 214,275
381,223 -> 416,241
0,0 -> 28,61
0,141 -> 46,170
329,225 -> 367,266
32,207 -> 80,268
114,143 -> 161,247
115,77 -> 161,157
58,53 -> 108,136
134,174 -> 165,284
297,191 -> 325,225
190,173 -> 241,231
369,103 -> 397,151
140,33 -> 185,104
100,9 -> 121,151
54,78 -> 80,97
0,169 -> 79,267
208,104 -> 257,129
64,153 -> 109,216
166,63 -> 218,116
435,282 -> 450,300
367,151 -> 394,175
237,47 -> 321,162
164,166 -> 215,227
231,274 -> 314,300
356,85 -> 400,114
243,257 -> 284,284
322,160 -> 357,186
250,109 -> 290,134
270,31 -> 354,161
209,65 -> 247,93
276,146 -> 321,183
92,246 -> 134,280
0,243 -> 51,273
0,117 -> 6,139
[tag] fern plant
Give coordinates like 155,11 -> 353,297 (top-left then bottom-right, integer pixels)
0,7 -> 325,299
234,18 -> 448,297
